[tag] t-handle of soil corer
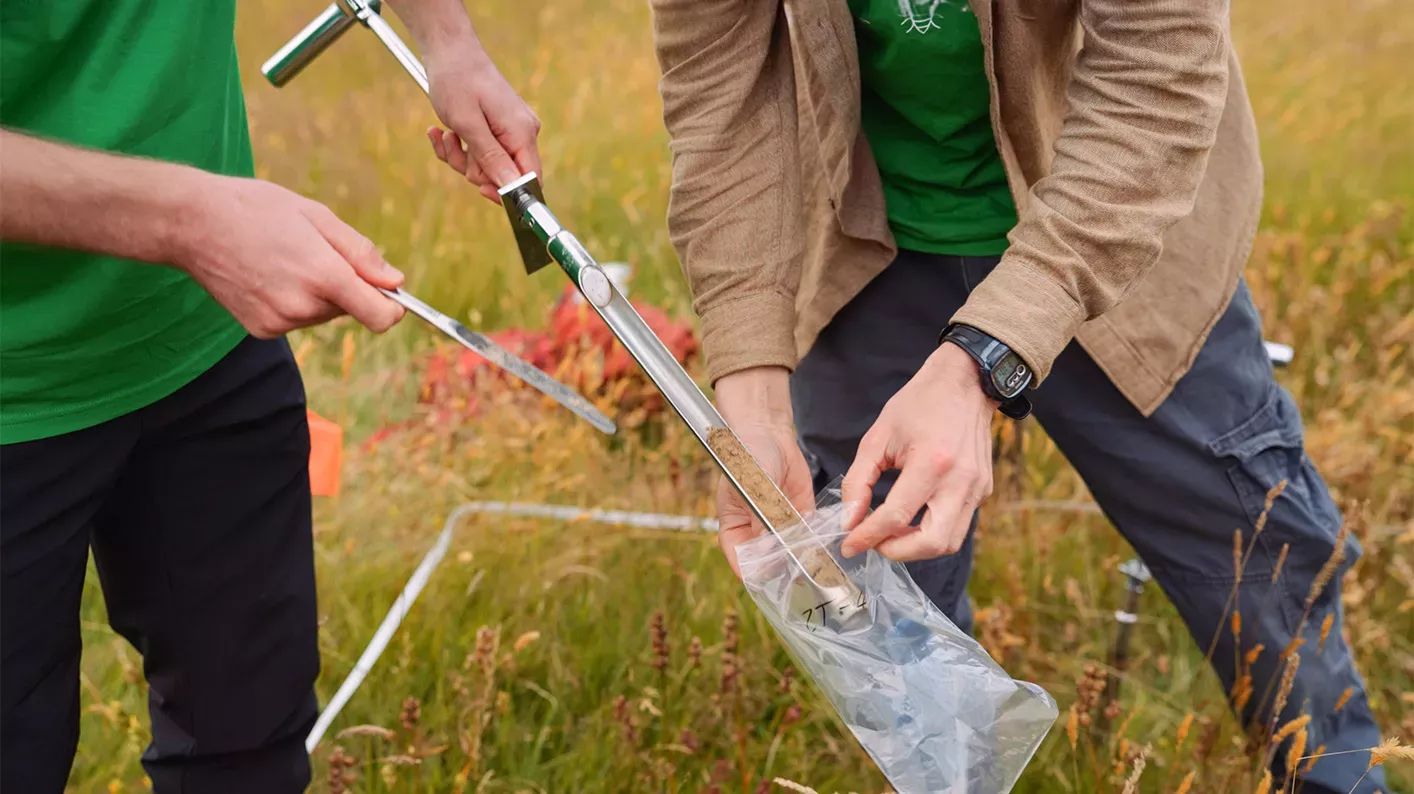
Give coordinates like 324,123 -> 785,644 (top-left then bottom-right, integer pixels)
263,0 -> 426,92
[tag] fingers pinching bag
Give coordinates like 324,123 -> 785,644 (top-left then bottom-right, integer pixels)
735,482 -> 1057,794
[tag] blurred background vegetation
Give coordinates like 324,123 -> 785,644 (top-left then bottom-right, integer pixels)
70,0 -> 1410,791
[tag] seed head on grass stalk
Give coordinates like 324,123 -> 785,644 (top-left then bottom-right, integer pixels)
778,665 -> 794,694
468,626 -> 497,676
1334,687 -> 1354,712
1119,744 -> 1149,794
1271,544 -> 1290,584
1101,694 -> 1131,734
1317,612 -> 1334,654
612,694 -> 638,744
1257,652 -> 1302,772
1307,515 -> 1354,611
1368,736 -> 1414,768
1234,529 -> 1245,585
688,636 -> 703,670
1194,716 -> 1222,765
1245,644 -> 1266,667
650,610 -> 669,675
327,746 -> 358,794
1331,737 -> 1414,794
720,609 -> 740,696
1155,711 -> 1194,794
1302,744 -> 1325,774
1271,654 -> 1301,729
1273,713 -> 1310,743
1202,483 -> 1285,678
1259,508 -> 1359,758
1255,482 -> 1288,535
1175,713 -> 1194,750
1284,726 -> 1308,786
771,779 -> 820,794
400,696 -> 421,732
1103,699 -> 1122,723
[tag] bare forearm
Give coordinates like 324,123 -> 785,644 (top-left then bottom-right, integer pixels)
390,0 -> 543,196
714,366 -> 794,428
383,0 -> 489,65
0,129 -> 203,266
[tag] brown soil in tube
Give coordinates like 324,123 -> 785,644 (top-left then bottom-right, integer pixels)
706,427 -> 851,589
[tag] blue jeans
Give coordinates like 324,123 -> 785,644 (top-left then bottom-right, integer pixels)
792,250 -> 1388,794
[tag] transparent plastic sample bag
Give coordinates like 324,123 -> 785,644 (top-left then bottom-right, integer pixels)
736,485 -> 1058,794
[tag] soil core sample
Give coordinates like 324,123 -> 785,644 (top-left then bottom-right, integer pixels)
706,426 -> 852,590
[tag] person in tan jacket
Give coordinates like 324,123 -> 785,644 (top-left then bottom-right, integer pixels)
648,0 -> 1390,790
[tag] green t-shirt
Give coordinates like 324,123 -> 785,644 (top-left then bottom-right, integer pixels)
849,0 -> 1018,256
0,2 -> 251,444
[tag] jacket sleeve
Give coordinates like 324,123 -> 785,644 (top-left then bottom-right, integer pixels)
649,0 -> 804,384
950,0 -> 1232,383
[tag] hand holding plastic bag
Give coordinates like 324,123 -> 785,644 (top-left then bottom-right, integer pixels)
736,483 -> 1057,794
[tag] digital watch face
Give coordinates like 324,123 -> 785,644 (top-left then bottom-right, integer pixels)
991,353 -> 1031,399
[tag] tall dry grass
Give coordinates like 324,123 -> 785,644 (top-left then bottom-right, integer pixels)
68,0 -> 1411,792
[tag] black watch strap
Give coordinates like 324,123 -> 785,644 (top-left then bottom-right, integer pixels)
997,394 -> 1033,421
939,324 -> 1034,420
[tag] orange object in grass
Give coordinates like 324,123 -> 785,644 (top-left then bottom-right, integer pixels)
307,410 -> 343,497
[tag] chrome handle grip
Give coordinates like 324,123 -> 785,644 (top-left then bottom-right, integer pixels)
261,0 -> 384,87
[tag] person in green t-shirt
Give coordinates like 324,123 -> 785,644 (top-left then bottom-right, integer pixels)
848,0 -> 1016,257
646,3 -> 1391,792
0,2 -> 540,791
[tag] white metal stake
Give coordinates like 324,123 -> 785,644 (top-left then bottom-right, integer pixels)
305,504 -> 462,751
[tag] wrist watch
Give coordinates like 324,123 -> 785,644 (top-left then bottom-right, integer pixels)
939,324 -> 1034,420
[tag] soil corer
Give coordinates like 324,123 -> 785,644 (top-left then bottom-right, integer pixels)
263,0 -> 866,615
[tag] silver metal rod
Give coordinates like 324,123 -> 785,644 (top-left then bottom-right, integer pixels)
356,6 -> 430,93
585,275 -> 860,602
380,287 -> 616,434
261,3 -> 359,87
306,502 -> 463,752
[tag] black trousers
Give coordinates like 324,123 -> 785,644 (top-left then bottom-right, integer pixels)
1,336 -> 319,793
792,251 -> 1387,794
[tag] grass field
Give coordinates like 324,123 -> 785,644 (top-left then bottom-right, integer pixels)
69,0 -> 1411,792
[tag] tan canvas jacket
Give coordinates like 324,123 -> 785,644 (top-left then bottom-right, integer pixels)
649,0 -> 1264,415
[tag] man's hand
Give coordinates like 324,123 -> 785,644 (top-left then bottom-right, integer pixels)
839,343 -> 996,561
713,367 -> 815,577
384,0 -> 541,203
425,51 -> 541,203
174,174 -> 406,338
0,129 -> 405,337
